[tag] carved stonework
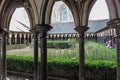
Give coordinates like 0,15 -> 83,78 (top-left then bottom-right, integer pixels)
31,24 -> 52,35
74,26 -> 89,39
74,26 -> 89,33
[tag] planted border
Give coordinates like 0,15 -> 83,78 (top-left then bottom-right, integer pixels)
7,55 -> 116,80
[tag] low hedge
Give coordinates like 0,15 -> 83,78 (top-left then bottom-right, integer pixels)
7,55 -> 116,80
39,41 -> 70,49
7,44 -> 26,50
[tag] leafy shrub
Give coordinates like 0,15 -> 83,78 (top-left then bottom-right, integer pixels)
7,55 -> 116,80
68,39 -> 78,49
39,40 -> 70,49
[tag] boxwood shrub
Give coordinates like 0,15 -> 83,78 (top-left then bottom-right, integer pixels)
7,55 -> 116,80
39,41 -> 70,49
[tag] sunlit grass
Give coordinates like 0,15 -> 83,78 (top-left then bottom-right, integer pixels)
85,41 -> 116,61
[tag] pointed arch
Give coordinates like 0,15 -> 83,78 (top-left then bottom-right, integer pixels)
114,0 -> 120,18
63,0 -> 80,27
1,0 -> 38,30
45,0 -> 55,24
44,0 -> 79,26
39,0 -> 50,24
106,0 -> 118,19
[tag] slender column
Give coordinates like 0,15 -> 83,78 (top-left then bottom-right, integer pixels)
24,34 -> 26,44
0,38 -> 2,80
0,28 -> 8,80
34,32 -> 39,80
14,34 -> 17,44
27,34 -> 30,43
31,27 -> 39,80
38,24 -> 52,80
31,24 -> 52,80
74,26 -> 89,80
115,28 -> 120,80
19,34 -> 22,44
40,32 -> 47,80
2,35 -> 7,80
107,19 -> 120,80
9,33 -> 12,45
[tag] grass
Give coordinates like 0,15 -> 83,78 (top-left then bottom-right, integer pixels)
85,41 -> 116,61
6,41 -> 116,61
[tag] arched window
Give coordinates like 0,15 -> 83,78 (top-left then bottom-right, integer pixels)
60,6 -> 68,22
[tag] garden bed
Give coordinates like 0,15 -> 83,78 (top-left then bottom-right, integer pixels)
7,55 -> 116,80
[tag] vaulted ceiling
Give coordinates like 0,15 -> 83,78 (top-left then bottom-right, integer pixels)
0,0 -> 120,29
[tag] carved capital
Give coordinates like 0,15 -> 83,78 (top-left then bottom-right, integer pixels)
0,28 -> 9,37
74,26 -> 89,39
31,24 -> 52,38
31,24 -> 52,34
74,26 -> 89,33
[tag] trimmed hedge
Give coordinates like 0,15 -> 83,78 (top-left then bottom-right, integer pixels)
7,55 -> 116,80
7,44 -> 26,50
39,41 -> 70,49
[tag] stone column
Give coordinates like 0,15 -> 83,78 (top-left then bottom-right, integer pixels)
19,34 -> 22,44
38,24 -> 52,80
115,28 -> 120,80
0,28 -> 8,80
24,34 -> 26,44
2,34 -> 7,80
9,33 -> 12,45
31,27 -> 39,80
27,34 -> 30,43
14,33 -> 17,44
33,32 -> 39,80
74,26 -> 89,80
107,19 -> 120,80
0,37 -> 2,80
31,24 -> 52,80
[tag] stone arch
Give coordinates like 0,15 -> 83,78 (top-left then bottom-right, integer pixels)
44,0 -> 79,26
63,0 -> 80,27
1,0 -> 38,30
105,0 -> 120,19
82,0 -> 96,26
89,0 -> 120,20
50,1 -> 72,23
